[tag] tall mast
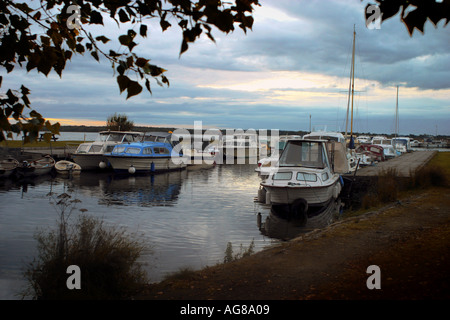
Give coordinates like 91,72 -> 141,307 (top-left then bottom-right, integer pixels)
350,26 -> 356,138
395,85 -> 399,137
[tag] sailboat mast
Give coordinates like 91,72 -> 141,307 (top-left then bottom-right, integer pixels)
395,85 -> 399,137
350,26 -> 356,138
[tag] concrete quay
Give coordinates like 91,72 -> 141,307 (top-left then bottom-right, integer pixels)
353,150 -> 437,177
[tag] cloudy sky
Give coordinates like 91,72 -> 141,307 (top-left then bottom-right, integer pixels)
4,0 -> 450,135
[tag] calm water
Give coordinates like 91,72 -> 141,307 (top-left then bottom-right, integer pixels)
0,163 -> 279,299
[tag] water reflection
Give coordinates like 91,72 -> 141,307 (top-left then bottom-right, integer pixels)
98,171 -> 186,207
257,199 -> 341,241
1,164 -> 277,299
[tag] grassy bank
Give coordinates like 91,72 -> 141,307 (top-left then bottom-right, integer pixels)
346,151 -> 449,217
138,152 -> 449,300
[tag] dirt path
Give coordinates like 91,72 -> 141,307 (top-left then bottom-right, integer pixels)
138,186 -> 449,300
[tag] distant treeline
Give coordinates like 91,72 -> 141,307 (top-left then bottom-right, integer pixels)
53,126 -> 447,139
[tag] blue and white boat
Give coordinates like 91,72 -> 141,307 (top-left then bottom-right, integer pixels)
105,132 -> 187,174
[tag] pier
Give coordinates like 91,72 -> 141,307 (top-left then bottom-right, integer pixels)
354,150 -> 438,177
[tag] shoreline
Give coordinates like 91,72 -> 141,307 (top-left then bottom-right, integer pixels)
137,185 -> 449,300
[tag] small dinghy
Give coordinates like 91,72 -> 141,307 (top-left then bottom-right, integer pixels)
0,158 -> 19,178
55,160 -> 82,175
17,155 -> 55,177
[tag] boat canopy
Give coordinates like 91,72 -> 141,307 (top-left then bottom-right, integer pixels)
279,140 -> 330,169
278,139 -> 349,174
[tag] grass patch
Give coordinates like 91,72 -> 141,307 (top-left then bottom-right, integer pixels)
164,267 -> 198,282
224,240 -> 255,263
353,151 -> 449,214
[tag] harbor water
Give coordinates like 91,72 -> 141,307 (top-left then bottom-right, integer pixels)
0,162 -> 278,299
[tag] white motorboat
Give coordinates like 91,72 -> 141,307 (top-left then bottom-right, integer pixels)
303,130 -> 358,173
358,136 -> 371,144
55,160 -> 82,175
255,135 -> 302,180
72,131 -> 143,170
260,139 -> 348,220
392,137 -> 411,153
371,138 -> 399,159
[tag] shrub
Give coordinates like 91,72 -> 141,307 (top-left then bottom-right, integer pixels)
23,193 -> 149,299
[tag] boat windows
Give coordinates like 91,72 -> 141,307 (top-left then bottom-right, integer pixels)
126,147 -> 141,154
89,145 -> 103,153
321,172 -> 329,181
105,145 -> 115,153
273,172 -> 292,180
154,147 -> 170,154
112,146 -> 126,154
143,147 -> 153,155
76,144 -> 90,153
297,172 -> 317,182
279,141 -> 325,168
107,133 -> 124,142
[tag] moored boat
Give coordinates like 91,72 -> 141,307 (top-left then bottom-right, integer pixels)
222,132 -> 259,159
371,137 -> 399,159
0,158 -> 19,178
105,132 -> 187,174
72,130 -> 143,170
260,139 -> 348,223
55,160 -> 82,175
16,155 -> 55,177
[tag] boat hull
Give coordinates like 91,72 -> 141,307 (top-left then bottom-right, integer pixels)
16,157 -> 55,178
55,160 -> 82,175
0,159 -> 19,178
106,155 -> 187,173
72,154 -> 108,170
262,175 -> 341,206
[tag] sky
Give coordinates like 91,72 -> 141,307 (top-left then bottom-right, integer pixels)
3,0 -> 450,136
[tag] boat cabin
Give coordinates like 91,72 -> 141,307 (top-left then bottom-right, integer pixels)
75,131 -> 142,154
278,139 -> 349,174
110,142 -> 174,157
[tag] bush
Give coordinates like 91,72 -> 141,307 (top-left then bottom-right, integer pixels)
23,195 -> 149,299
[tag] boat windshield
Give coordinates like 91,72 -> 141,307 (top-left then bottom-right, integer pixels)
393,139 -> 407,146
279,141 -> 328,168
142,135 -> 169,143
107,133 -> 126,142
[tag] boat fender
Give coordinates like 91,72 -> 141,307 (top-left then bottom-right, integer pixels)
257,187 -> 266,203
151,162 -> 155,172
99,161 -> 107,169
339,175 -> 344,186
333,183 -> 342,199
128,165 -> 136,174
